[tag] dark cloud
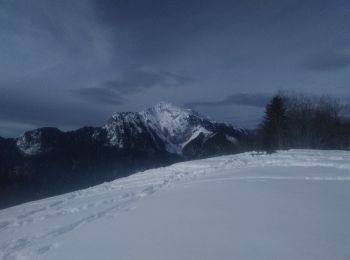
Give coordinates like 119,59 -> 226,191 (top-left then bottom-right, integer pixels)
0,87 -> 111,134
71,88 -> 126,105
303,50 -> 350,71
187,93 -> 272,108
70,68 -> 193,105
1,0 -> 350,136
264,0 -> 306,24
104,68 -> 194,94
93,0 -> 239,60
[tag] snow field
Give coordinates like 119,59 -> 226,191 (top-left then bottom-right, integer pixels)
1,150 -> 350,259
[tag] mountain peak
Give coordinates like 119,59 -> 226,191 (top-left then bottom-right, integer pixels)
146,101 -> 203,119
104,102 -> 223,154
139,102 -> 213,154
151,101 -> 189,114
153,101 -> 175,109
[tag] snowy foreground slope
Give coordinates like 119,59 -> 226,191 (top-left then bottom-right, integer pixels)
1,150 -> 350,260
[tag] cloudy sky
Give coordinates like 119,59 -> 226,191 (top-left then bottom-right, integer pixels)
1,0 -> 350,136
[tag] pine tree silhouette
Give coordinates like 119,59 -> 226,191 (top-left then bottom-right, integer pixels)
260,95 -> 288,152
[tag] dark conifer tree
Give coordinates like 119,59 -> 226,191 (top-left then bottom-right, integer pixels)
260,95 -> 288,152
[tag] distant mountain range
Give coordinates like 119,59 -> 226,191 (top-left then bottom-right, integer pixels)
0,102 -> 253,208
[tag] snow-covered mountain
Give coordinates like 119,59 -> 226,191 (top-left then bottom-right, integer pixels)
100,102 -> 244,156
139,102 -> 214,154
1,150 -> 350,260
12,102 -> 245,158
0,102 -> 252,208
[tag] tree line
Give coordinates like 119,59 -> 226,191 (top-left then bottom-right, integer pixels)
258,92 -> 350,152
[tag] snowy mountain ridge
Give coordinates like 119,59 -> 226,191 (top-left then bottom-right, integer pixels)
1,102 -> 251,209
15,102 -> 237,156
101,101 -> 239,155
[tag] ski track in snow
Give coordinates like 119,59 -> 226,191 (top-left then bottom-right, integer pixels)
1,150 -> 350,259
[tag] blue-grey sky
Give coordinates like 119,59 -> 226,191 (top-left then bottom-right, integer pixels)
1,0 -> 350,136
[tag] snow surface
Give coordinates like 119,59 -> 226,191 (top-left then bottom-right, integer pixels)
1,150 -> 350,260
225,134 -> 237,144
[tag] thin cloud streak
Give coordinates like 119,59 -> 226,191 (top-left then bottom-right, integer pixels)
303,49 -> 350,72
187,93 -> 272,108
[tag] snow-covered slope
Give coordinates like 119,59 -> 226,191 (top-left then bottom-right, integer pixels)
102,111 -> 165,151
1,150 -> 350,260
